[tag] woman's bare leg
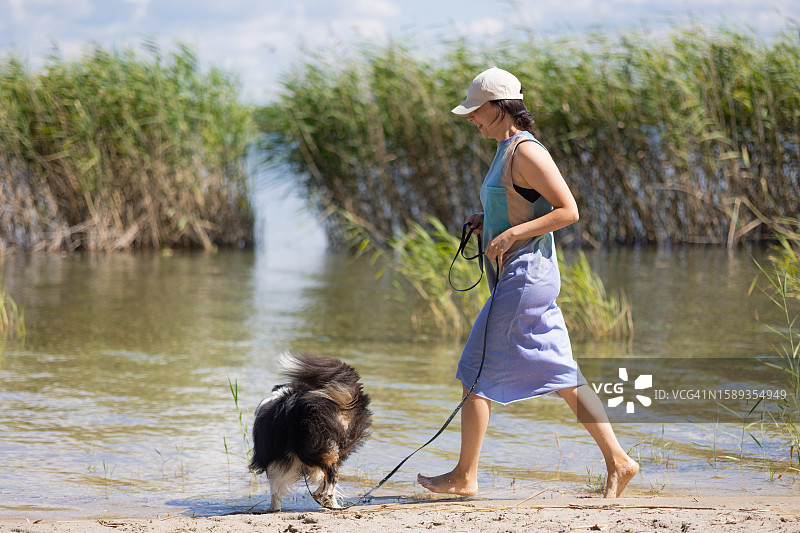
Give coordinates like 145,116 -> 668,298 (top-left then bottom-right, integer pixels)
558,385 -> 639,497
417,387 -> 491,496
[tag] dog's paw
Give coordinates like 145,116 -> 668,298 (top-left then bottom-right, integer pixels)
319,495 -> 340,509
268,496 -> 282,513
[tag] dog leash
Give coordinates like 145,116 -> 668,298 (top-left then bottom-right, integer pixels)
448,222 -> 485,291
305,222 -> 499,510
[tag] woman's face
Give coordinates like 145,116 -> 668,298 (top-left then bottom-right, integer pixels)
467,102 -> 503,139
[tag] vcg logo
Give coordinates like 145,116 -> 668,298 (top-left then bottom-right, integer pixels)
592,368 -> 653,414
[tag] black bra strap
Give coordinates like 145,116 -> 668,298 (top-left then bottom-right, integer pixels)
510,139 -> 542,203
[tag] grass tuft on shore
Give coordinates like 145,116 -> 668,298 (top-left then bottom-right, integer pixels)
0,280 -> 24,341
559,250 -> 633,341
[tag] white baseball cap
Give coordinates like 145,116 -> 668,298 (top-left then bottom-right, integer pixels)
451,66 -> 524,116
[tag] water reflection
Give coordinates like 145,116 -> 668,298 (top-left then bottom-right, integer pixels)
580,246 -> 772,358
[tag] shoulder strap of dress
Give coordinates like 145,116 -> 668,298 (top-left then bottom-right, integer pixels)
513,137 -> 548,153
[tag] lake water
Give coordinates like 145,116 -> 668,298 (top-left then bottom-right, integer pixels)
0,183 -> 797,519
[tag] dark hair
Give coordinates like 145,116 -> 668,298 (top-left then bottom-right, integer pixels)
490,98 -> 535,134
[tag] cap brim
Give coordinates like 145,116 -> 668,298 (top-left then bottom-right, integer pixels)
451,99 -> 485,116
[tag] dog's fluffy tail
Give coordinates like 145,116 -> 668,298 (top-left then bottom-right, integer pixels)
279,352 -> 363,409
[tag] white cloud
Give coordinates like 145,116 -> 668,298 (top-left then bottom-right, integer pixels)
453,17 -> 507,38
348,0 -> 400,18
5,0 -> 92,24
517,0 -> 797,34
1,0 -> 93,66
122,0 -> 150,22
7,0 -> 25,23
183,4 -> 396,100
326,17 -> 390,41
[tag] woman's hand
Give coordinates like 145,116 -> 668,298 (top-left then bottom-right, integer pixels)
465,212 -> 484,234
485,230 -> 515,271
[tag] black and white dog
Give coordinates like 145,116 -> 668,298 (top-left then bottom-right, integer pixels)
249,353 -> 372,512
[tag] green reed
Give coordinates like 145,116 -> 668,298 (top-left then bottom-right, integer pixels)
261,23 -> 800,249
341,209 -> 631,340
227,376 -> 252,462
754,228 -> 800,466
0,42 -> 255,253
559,250 -> 633,341
0,280 -> 24,340
584,466 -> 606,494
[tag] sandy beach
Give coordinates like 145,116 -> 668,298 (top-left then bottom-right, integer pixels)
2,495 -> 797,533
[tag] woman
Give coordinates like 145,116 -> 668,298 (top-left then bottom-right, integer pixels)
417,67 -> 638,498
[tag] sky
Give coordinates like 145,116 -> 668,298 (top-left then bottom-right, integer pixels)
1,0 -> 798,104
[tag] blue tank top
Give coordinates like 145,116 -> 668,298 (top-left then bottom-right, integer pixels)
479,131 -> 554,258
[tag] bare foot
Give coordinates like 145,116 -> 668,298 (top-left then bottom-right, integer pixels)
604,457 -> 639,498
417,472 -> 478,496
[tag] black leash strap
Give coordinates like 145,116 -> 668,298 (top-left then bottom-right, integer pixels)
448,223 -> 484,292
306,223 -> 498,510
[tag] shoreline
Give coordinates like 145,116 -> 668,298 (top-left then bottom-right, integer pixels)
2,496 -> 798,533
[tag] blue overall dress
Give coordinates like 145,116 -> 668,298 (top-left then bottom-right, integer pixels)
455,131 -> 585,405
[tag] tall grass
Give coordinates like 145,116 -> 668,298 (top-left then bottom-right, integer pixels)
342,210 -> 631,340
345,212 -> 489,337
0,42 -> 255,253
559,250 -> 633,341
0,280 -> 24,340
260,24 -> 800,248
756,225 -> 800,465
